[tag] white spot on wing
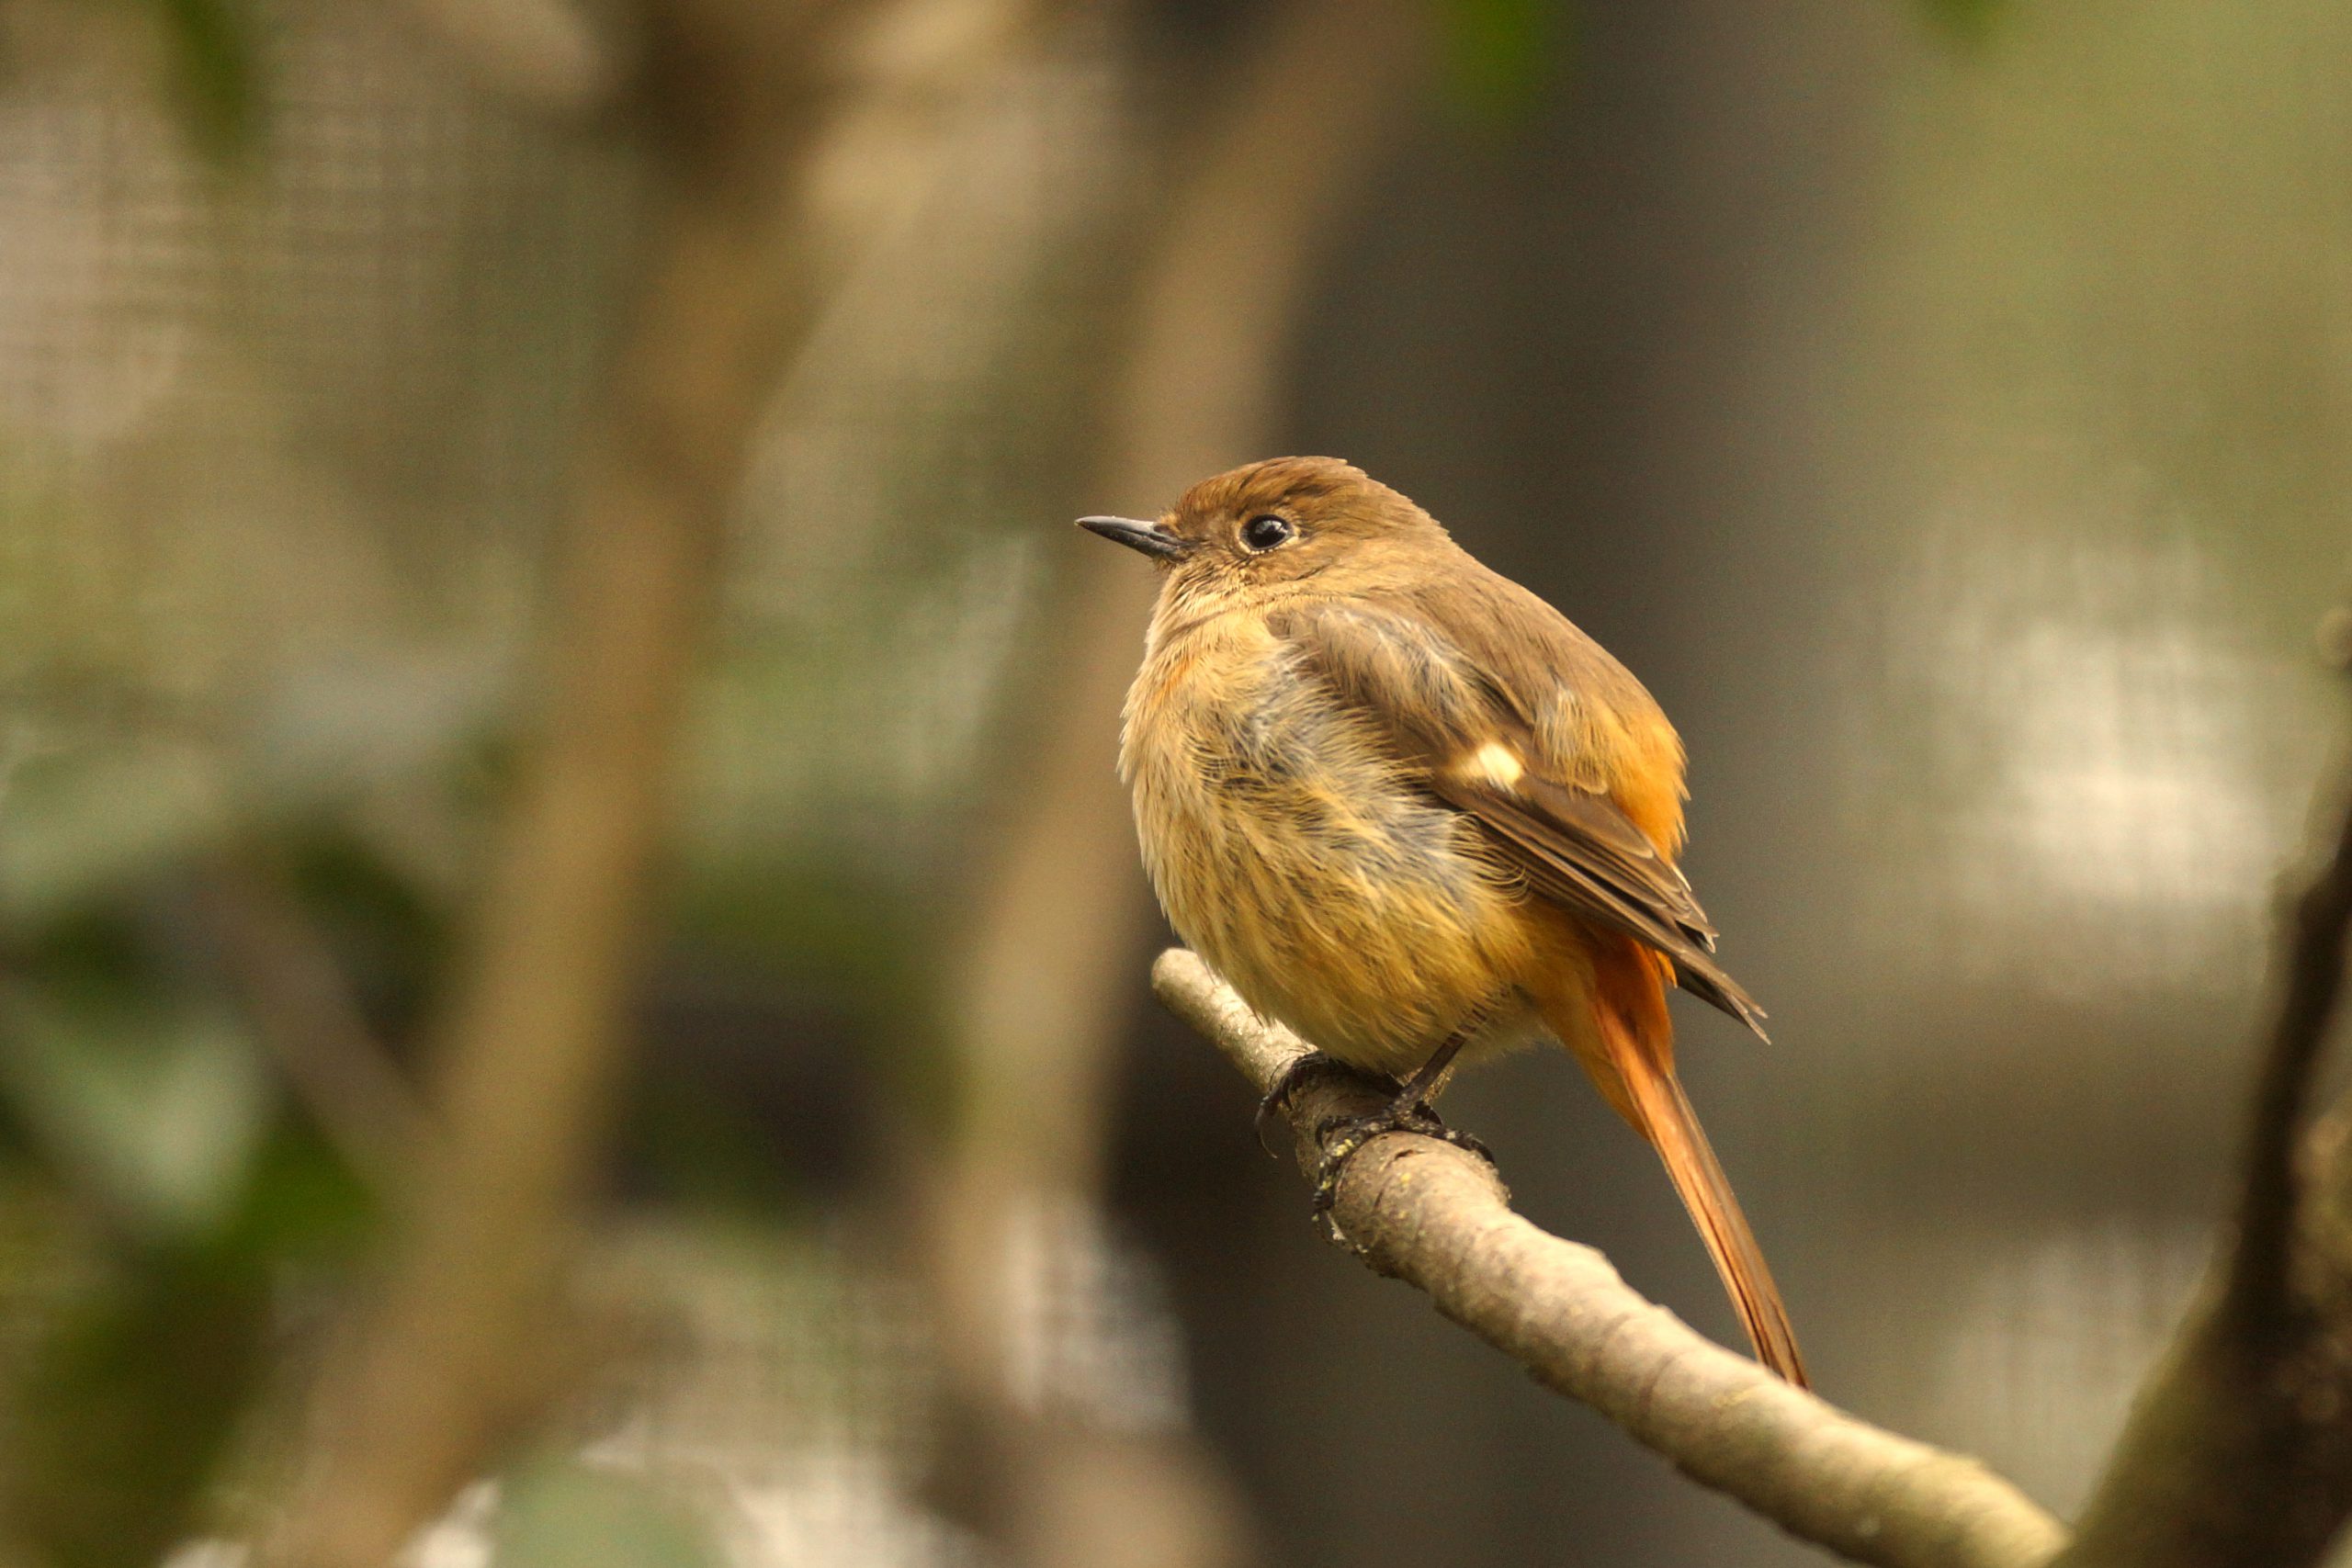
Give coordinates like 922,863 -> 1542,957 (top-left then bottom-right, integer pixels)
1461,741 -> 1524,789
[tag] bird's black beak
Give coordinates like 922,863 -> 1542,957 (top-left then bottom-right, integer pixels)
1078,515 -> 1193,561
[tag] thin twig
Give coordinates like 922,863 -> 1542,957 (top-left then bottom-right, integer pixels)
196,852 -> 434,1195
1152,947 -> 2065,1568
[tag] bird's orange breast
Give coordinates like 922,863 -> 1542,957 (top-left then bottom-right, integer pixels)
1120,607 -> 1545,1077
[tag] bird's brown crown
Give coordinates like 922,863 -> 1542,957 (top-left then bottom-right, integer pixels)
1158,456 -> 1449,586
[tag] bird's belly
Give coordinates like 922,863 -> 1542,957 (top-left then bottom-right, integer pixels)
1123,644 -> 1539,1077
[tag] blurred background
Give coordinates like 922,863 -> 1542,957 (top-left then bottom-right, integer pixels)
0,0 -> 2346,1564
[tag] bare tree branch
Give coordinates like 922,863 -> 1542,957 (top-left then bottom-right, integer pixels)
195,852 -> 433,1195
1152,947 -> 2067,1568
2050,633 -> 2352,1568
2226,735 -> 2352,1326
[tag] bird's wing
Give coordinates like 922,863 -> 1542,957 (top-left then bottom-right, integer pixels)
1268,590 -> 1769,1040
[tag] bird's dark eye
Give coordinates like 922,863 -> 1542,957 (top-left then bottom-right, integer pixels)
1241,514 -> 1295,552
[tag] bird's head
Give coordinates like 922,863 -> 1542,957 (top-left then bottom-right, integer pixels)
1078,457 -> 1448,604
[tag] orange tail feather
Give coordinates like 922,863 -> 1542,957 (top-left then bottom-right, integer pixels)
1555,942 -> 1809,1387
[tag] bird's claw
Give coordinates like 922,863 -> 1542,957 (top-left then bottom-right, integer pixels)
1308,1101 -> 1493,1215
1254,1051 -> 1365,1156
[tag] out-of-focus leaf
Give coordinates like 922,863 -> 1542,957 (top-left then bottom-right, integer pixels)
492,1461 -> 723,1568
146,0 -> 261,158
0,984 -> 269,1239
0,1117 -> 365,1568
225,1122 -> 379,1261
1913,0 -> 2006,42
673,860 -> 922,1021
247,649 -> 506,813
1440,0 -> 1570,122
0,737 -> 228,927
281,822 -> 454,1035
672,863 -> 945,1129
629,1074 -> 805,1220
6,1238 -> 271,1568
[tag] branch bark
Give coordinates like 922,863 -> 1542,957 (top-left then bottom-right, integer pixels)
1152,947 -> 2067,1568
195,851 -> 433,1197
2050,645 -> 2352,1568
2226,734 -> 2352,1328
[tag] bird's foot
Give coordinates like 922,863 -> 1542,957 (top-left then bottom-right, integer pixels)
1308,1097 -> 1492,1214
1254,1051 -> 1374,1156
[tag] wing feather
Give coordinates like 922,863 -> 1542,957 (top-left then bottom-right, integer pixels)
1269,592 -> 1769,1040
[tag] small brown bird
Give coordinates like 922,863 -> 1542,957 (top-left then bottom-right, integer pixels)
1081,456 -> 1805,1385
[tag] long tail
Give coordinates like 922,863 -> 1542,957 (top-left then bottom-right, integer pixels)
1548,942 -> 1809,1387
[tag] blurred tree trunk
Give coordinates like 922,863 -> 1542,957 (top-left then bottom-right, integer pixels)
915,3 -> 1429,1565
263,3 -> 1038,1562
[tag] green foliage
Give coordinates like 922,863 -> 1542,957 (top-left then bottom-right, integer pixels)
0,1092 -> 369,1568
0,983 -> 270,1240
0,678 -> 417,1557
0,1127 -> 367,1568
281,823 -> 454,1035
1913,0 -> 2007,43
5,1238 -> 270,1568
1440,0 -> 1572,123
629,1077 -> 804,1221
0,738 -> 228,930
675,860 -> 918,1010
673,860 -> 948,1128
146,0 -> 261,158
